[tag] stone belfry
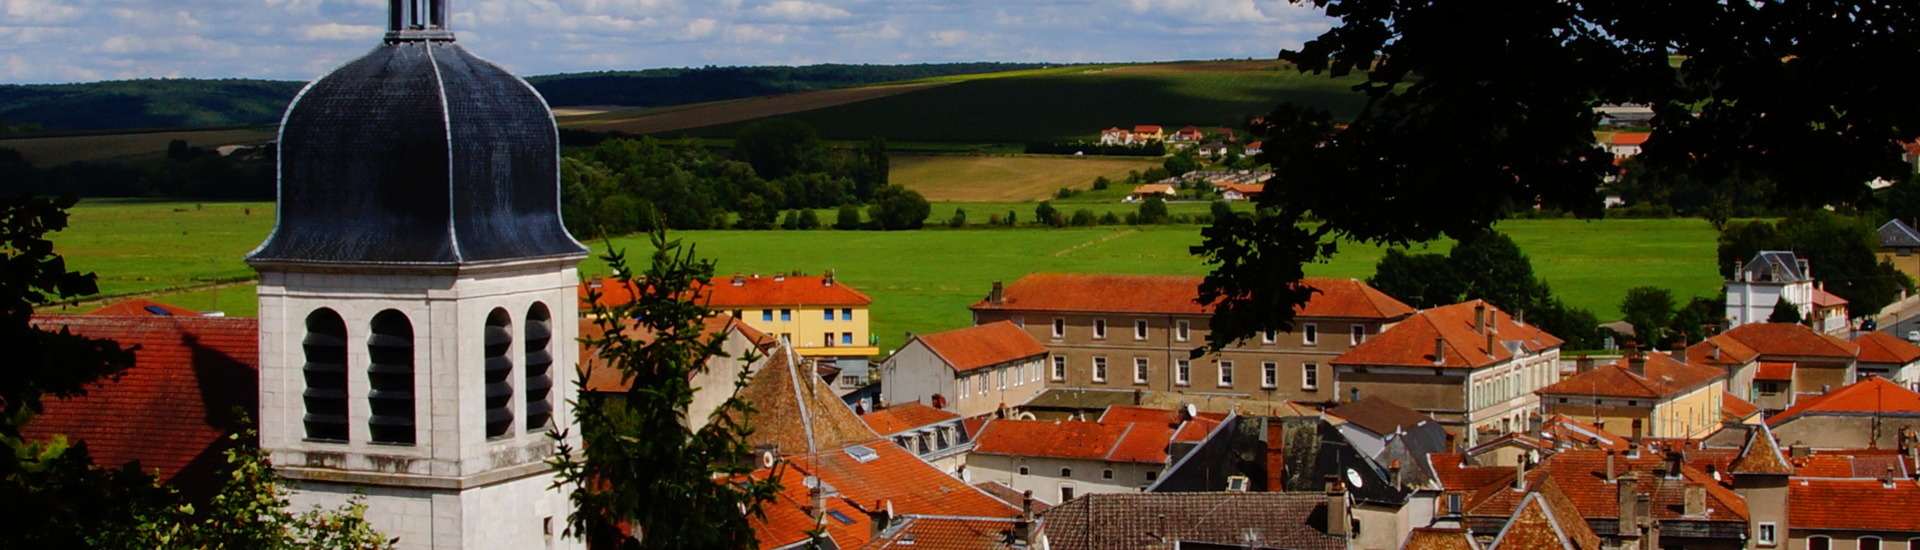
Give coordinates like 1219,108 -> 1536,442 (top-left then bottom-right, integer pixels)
247,0 -> 589,547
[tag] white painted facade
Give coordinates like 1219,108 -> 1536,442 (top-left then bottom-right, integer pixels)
256,260 -> 586,550
965,453 -> 1159,503
1462,344 -> 1560,447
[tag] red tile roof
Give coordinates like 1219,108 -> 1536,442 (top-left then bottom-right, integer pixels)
1722,392 -> 1761,423
1811,288 -> 1849,308
1459,450 -> 1748,524
582,275 -> 872,309
1729,424 -> 1794,476
1684,335 -> 1759,367
1610,132 -> 1651,146
787,440 -> 1019,520
1488,479 -> 1601,550
87,298 -> 198,316
1173,414 -> 1225,443
1540,414 -> 1630,451
971,419 -> 1176,464
972,481 -> 1053,513
747,466 -> 875,550
22,315 -> 259,500
1719,323 -> 1859,359
1216,183 -> 1264,195
577,314 -> 756,392
1754,362 -> 1794,382
1334,300 -> 1562,369
1855,331 -> 1920,365
863,516 -> 1033,550
1768,376 -> 1920,425
1536,353 -> 1723,399
861,403 -> 961,437
915,321 -> 1048,373
1429,453 -> 1516,491
1098,405 -> 1181,424
1789,478 -> 1920,532
972,273 -> 1414,320
1131,183 -> 1176,195
1133,125 -> 1163,134
1404,527 -> 1480,550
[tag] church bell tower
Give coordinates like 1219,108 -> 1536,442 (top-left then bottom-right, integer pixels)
248,1 -> 589,548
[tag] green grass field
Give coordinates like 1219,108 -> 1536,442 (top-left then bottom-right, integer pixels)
664,60 -> 1367,143
44,201 -> 1722,354
893,155 -> 1161,201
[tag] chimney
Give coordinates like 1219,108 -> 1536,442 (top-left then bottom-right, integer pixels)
823,270 -> 835,286
1733,258 -> 1744,282
1628,354 -> 1647,377
1617,473 -> 1642,539
1433,337 -> 1446,365
732,272 -> 745,286
989,281 -> 1005,304
1885,466 -> 1898,489
1516,308 -> 1526,326
807,478 -> 827,523
775,273 -> 786,282
1683,483 -> 1706,517
1630,419 -> 1644,457
1325,476 -> 1350,538
1389,460 -> 1402,487
1577,356 -> 1595,373
1445,432 -> 1457,453
1475,303 -> 1488,332
1487,329 -> 1498,357
868,499 -> 894,541
1514,454 -> 1528,492
1013,491 -> 1034,545
1606,449 -> 1617,482
1663,448 -> 1684,479
1790,443 -> 1811,459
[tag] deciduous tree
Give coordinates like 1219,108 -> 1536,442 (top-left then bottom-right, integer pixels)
1198,0 -> 1920,348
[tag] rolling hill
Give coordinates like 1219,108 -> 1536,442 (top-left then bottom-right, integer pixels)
608,60 -> 1371,144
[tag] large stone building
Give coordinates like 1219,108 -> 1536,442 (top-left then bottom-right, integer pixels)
1536,352 -> 1727,440
246,1 -> 588,547
968,273 -> 1415,403
1332,300 -> 1563,447
880,320 -> 1049,419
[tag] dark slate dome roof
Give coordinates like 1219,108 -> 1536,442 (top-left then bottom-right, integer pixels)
248,39 -> 586,267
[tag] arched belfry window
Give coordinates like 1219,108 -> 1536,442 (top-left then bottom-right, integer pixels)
525,303 -> 554,432
367,310 -> 416,445
302,309 -> 350,442
484,308 -> 514,438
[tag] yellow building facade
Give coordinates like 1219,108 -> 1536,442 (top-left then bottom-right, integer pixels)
707,273 -> 879,359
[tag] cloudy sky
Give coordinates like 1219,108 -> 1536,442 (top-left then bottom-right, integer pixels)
0,0 -> 1334,84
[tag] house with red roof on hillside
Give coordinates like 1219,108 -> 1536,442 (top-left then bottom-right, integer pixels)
1853,331 -> 1920,388
1685,322 -> 1859,412
967,417 -> 1188,502
880,321 -> 1049,420
1097,126 -> 1134,145
1725,251 -> 1850,334
1536,351 -> 1727,440
1131,125 -> 1165,141
1607,132 -> 1650,158
1332,300 -> 1563,447
1435,448 -> 1748,549
583,271 -> 879,391
1169,125 -> 1205,142
971,273 -> 1415,405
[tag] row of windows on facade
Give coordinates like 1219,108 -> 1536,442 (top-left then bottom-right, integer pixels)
735,308 -> 857,323
1043,317 -> 1366,346
957,360 -> 1044,398
1043,355 -> 1320,390
1791,531 -> 1916,550
302,303 -> 554,444
890,425 -> 965,455
1014,465 -> 1157,484
1469,359 -> 1555,411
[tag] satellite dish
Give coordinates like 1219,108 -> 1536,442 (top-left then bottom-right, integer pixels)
1345,467 -> 1366,489
761,451 -> 776,469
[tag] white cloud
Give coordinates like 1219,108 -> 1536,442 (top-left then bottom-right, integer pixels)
299,22 -> 381,41
750,0 -> 850,22
0,0 -> 1335,83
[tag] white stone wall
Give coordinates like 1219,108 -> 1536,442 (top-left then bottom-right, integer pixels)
259,261 -> 584,550
288,472 -> 582,550
880,339 -> 955,410
1727,280 -> 1813,328
965,453 -> 1158,503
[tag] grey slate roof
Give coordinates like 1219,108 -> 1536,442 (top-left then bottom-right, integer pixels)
1737,251 -> 1809,283
250,37 -> 586,267
1042,492 -> 1346,550
1880,219 -> 1920,248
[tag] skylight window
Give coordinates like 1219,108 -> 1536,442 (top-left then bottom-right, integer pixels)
845,444 -> 879,463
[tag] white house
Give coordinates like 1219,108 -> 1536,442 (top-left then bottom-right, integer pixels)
880,320 -> 1050,419
1725,251 -> 1848,333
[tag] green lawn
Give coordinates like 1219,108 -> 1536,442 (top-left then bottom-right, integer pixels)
44,200 -> 1722,355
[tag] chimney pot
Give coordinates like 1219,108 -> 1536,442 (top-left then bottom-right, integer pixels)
989,281 -> 1005,304
1475,304 -> 1488,332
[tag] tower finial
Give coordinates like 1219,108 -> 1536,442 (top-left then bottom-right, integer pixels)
386,0 -> 454,42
